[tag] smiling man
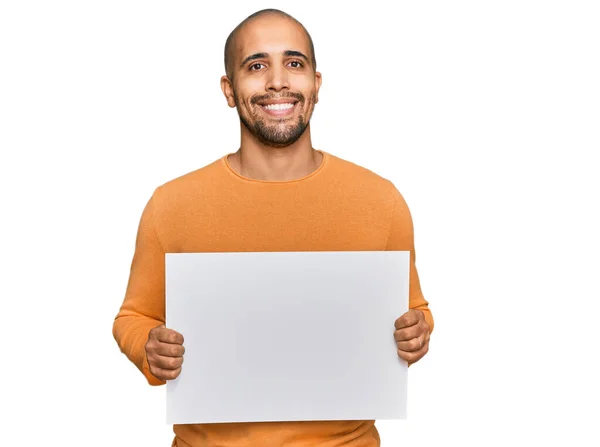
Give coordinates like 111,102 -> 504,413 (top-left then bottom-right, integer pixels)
222,10 -> 322,177
113,8 -> 434,447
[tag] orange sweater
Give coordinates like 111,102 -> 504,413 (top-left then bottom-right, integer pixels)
113,150 -> 433,447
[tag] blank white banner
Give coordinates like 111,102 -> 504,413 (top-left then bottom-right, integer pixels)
165,251 -> 410,425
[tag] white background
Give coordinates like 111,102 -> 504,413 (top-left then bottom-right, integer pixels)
1,1 -> 599,446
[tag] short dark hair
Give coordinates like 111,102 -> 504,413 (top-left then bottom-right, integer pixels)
224,9 -> 317,81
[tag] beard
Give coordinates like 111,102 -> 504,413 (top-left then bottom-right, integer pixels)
235,91 -> 316,148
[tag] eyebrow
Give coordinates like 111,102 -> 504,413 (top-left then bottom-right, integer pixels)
240,50 -> 309,68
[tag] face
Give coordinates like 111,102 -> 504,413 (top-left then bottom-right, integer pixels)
221,15 -> 322,148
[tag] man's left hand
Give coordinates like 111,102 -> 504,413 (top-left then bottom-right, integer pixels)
394,309 -> 430,365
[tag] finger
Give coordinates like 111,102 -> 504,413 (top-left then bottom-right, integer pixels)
150,354 -> 184,370
394,324 -> 422,342
156,342 -> 185,358
151,366 -> 182,381
396,335 -> 427,352
397,342 -> 429,364
394,309 -> 422,329
394,318 -> 430,341
156,328 -> 184,345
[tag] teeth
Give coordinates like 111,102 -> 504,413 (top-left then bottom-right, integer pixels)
263,103 -> 294,111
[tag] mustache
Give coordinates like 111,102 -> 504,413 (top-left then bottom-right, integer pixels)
251,92 -> 305,104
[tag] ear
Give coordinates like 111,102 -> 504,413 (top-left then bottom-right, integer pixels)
314,71 -> 322,104
220,75 -> 236,108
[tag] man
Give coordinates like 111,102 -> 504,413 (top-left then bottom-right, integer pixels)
113,8 -> 433,447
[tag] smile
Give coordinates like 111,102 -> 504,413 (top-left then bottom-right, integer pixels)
259,102 -> 297,117
263,103 -> 294,110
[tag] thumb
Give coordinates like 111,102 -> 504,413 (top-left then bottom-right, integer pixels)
150,323 -> 166,337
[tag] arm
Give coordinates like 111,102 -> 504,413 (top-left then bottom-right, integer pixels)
386,183 -> 434,334
113,191 -> 167,386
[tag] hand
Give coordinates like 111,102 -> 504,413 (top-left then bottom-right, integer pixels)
394,309 -> 430,366
145,324 -> 185,380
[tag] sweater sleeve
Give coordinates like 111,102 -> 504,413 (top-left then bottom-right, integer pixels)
385,184 -> 434,333
113,191 -> 167,386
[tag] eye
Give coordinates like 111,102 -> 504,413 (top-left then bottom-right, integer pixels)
249,63 -> 265,71
289,60 -> 303,68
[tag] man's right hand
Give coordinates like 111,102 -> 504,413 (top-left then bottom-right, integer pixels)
145,324 -> 185,381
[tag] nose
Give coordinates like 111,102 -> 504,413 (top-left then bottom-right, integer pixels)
265,64 -> 289,92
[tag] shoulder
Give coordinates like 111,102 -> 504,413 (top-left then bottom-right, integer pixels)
326,151 -> 405,204
147,156 -> 225,213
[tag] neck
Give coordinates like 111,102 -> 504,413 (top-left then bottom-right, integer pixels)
228,124 -> 322,181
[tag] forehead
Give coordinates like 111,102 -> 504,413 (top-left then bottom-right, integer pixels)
234,16 -> 311,62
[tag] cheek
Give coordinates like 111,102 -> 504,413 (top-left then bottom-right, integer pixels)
234,95 -> 254,114
299,81 -> 316,98
240,88 -> 264,112
238,78 -> 264,95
